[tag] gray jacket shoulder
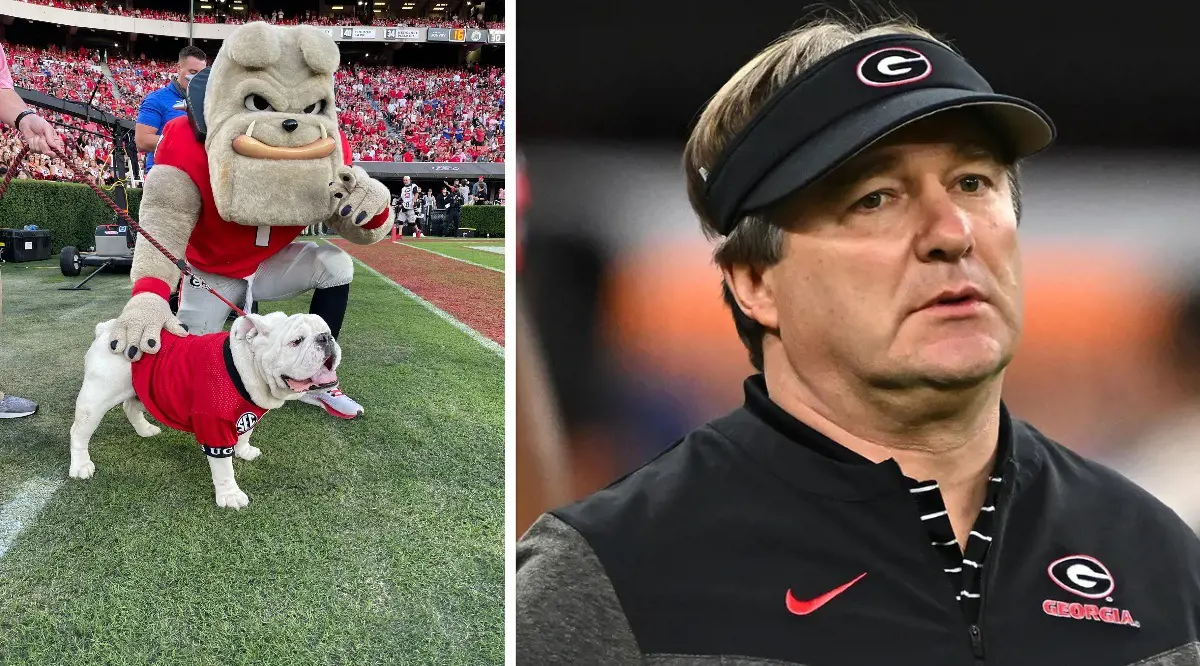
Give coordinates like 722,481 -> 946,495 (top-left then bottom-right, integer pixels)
516,513 -> 642,664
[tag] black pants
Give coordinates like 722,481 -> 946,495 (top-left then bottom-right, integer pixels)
449,208 -> 462,235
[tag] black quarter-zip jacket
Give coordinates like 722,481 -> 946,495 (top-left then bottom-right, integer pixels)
516,376 -> 1200,665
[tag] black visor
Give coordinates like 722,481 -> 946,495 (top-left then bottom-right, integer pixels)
701,34 -> 1056,236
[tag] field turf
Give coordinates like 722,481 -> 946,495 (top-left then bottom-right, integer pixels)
394,238 -> 505,271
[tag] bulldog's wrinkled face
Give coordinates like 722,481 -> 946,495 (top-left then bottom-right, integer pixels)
231,311 -> 342,402
203,22 -> 343,227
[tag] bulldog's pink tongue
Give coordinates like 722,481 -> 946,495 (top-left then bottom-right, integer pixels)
311,366 -> 338,385
285,366 -> 338,392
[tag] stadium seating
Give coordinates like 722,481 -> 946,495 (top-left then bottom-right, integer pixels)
2,38 -> 504,183
13,0 -> 503,29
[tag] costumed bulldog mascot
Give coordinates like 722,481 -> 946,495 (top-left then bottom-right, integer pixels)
106,22 -> 393,419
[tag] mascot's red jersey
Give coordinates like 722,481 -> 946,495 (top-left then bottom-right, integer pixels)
131,330 -> 268,457
151,115 -> 387,280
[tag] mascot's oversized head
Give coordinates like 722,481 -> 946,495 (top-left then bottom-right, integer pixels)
192,22 -> 344,227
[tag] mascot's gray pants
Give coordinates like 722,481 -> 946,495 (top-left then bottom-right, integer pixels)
178,241 -> 354,335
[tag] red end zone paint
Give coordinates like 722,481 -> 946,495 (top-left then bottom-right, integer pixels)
330,239 -> 504,345
1042,599 -> 1140,628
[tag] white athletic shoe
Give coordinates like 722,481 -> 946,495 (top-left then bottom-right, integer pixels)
299,387 -> 364,419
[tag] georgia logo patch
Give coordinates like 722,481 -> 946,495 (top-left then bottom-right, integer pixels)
856,46 -> 932,87
1042,554 -> 1139,628
236,412 -> 258,435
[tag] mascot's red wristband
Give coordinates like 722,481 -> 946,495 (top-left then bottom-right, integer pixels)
361,208 -> 390,230
132,277 -> 172,301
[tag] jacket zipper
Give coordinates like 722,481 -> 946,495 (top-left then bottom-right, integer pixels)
968,623 -> 984,660
970,463 -> 1016,664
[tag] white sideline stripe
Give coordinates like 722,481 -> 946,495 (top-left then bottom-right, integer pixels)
327,242 -> 503,358
0,476 -> 64,559
394,241 -> 504,273
468,245 -> 505,255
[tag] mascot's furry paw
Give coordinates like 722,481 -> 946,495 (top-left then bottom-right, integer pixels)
109,292 -> 190,362
329,166 -> 389,227
327,214 -> 392,245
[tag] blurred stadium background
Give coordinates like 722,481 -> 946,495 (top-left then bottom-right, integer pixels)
516,0 -> 1200,534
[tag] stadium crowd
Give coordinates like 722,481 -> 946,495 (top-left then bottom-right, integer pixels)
0,38 -> 505,182
13,0 -> 504,29
338,64 -> 504,163
0,113 -> 114,184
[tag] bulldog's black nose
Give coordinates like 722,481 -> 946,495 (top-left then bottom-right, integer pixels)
315,332 -> 331,347
282,119 -> 299,132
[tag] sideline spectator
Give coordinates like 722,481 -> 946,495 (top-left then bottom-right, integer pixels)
134,45 -> 205,173
0,40 -> 65,418
396,175 -> 419,229
471,175 -> 488,204
446,184 -> 464,235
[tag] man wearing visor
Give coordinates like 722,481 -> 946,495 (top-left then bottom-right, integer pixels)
517,15 -> 1200,666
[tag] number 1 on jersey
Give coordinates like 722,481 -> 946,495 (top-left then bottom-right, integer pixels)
255,226 -> 271,247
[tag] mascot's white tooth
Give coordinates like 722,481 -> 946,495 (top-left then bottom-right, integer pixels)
320,123 -> 327,140
246,120 -> 256,139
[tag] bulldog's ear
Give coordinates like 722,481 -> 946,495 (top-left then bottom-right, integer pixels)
231,313 -> 271,341
227,22 -> 281,70
297,26 -> 339,75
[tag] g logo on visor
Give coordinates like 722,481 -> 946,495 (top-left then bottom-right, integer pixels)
856,46 -> 932,87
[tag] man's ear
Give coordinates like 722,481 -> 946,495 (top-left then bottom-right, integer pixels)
231,313 -> 271,341
721,263 -> 779,331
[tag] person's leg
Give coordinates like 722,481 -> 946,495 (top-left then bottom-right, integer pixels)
251,242 -> 362,418
177,270 -> 247,335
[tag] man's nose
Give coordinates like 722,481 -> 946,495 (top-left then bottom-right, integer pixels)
282,119 -> 299,132
913,190 -> 974,263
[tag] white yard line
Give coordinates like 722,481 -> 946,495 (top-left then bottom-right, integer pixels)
327,242 -> 504,358
393,241 -> 504,273
0,476 -> 64,559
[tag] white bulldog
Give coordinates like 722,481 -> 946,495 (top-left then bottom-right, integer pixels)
68,310 -> 342,509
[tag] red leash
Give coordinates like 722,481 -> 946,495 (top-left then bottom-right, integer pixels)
1,138 -> 247,317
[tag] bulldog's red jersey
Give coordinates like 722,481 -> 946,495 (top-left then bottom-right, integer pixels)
130,331 -> 267,456
151,115 -> 388,280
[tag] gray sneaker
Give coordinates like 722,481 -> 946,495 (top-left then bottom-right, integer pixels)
0,394 -> 38,418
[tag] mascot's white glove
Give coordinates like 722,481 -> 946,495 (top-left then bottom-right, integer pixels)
328,165 -> 390,226
109,291 -> 190,361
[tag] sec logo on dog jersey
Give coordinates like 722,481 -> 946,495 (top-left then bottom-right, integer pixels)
236,411 -> 258,434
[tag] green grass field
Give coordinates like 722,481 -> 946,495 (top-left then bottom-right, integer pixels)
397,239 -> 505,271
0,255 -> 503,665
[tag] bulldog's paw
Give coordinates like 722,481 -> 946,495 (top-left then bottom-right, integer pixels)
134,424 -> 161,438
235,444 -> 261,461
215,488 -> 250,509
69,459 -> 95,479
329,165 -> 389,226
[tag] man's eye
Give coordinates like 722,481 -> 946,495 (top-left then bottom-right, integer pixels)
244,94 -> 274,112
958,175 -> 989,193
854,191 -> 887,211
